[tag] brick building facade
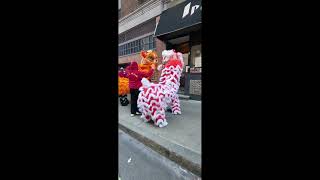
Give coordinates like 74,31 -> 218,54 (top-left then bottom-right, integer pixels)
118,0 -> 167,82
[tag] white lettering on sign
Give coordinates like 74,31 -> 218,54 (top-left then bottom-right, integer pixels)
191,5 -> 199,15
182,2 -> 191,18
182,2 -> 201,19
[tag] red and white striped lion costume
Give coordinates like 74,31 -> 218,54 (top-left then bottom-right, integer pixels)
137,50 -> 184,128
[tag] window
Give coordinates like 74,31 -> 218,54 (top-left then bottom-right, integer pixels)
118,35 -> 156,56
121,45 -> 124,55
138,0 -> 148,5
138,40 -> 142,51
144,37 -> 149,43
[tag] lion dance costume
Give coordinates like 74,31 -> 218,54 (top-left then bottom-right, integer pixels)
138,50 -> 158,78
118,68 -> 130,106
118,50 -> 158,106
137,50 -> 183,128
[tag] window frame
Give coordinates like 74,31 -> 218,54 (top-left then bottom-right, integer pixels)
118,34 -> 156,57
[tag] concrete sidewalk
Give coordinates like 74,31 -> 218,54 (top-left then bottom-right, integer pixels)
118,98 -> 201,176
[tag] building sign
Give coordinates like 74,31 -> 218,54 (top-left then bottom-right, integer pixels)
154,0 -> 202,38
190,67 -> 201,73
182,1 -> 202,19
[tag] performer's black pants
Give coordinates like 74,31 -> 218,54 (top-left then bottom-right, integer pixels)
130,89 -> 140,114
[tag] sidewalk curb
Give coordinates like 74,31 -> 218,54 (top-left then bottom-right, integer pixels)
178,94 -> 190,100
119,123 -> 201,177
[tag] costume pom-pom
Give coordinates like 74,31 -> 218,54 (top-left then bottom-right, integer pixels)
118,77 -> 130,96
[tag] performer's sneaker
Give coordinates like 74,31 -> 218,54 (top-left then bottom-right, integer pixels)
136,112 -> 141,115
130,114 -> 134,117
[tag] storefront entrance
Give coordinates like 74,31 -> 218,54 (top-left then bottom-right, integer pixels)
164,32 -> 201,100
154,0 -> 201,100
166,36 -> 190,94
187,38 -> 201,100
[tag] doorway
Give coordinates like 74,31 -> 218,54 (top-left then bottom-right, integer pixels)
166,35 -> 190,95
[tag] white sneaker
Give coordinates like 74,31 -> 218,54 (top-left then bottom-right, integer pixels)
136,112 -> 141,115
130,114 -> 134,117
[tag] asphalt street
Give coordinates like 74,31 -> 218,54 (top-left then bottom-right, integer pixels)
119,130 -> 200,180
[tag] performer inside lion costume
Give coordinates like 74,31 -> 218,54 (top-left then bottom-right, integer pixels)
118,50 -> 159,106
137,50 -> 183,128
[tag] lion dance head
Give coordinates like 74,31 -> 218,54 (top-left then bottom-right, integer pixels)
139,50 -> 158,75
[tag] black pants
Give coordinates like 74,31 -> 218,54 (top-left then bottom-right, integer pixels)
130,89 -> 140,114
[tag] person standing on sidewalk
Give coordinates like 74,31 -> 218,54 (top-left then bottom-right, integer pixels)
126,61 -> 154,117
